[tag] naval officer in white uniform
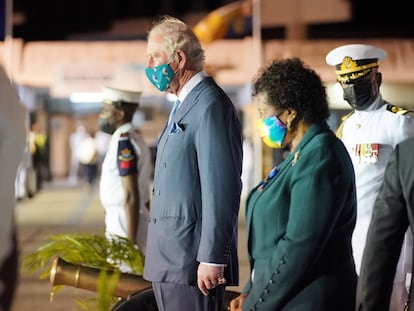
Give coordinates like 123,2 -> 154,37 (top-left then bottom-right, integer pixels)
326,43 -> 414,310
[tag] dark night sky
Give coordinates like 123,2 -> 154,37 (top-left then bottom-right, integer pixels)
8,0 -> 414,41
11,0 -> 235,41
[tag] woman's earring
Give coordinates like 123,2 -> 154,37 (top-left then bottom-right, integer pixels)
287,114 -> 296,131
287,118 -> 292,131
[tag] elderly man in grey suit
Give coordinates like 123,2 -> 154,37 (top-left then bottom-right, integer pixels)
143,16 -> 243,311
356,136 -> 414,311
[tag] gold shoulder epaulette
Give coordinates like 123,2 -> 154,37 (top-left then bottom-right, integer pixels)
386,104 -> 412,115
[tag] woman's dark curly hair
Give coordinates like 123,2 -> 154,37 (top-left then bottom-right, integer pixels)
252,57 -> 330,125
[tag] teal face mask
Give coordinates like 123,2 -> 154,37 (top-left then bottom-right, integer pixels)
257,115 -> 287,148
145,63 -> 175,92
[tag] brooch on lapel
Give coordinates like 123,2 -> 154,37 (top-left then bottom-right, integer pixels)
292,151 -> 300,166
257,166 -> 279,192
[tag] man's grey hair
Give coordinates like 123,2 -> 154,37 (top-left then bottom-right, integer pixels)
148,15 -> 205,71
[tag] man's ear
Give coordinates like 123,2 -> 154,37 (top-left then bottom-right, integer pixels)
176,50 -> 186,69
376,72 -> 382,87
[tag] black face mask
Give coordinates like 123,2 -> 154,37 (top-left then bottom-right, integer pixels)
342,80 -> 378,110
98,117 -> 116,135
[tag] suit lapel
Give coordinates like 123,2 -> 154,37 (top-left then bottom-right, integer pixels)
245,153 -> 294,238
156,78 -> 214,160
171,77 -> 214,125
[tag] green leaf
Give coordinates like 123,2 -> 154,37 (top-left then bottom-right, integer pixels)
21,232 -> 145,311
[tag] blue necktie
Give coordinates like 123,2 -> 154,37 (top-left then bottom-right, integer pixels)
168,99 -> 181,124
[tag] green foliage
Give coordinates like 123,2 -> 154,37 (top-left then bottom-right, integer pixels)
21,232 -> 145,311
96,270 -> 121,310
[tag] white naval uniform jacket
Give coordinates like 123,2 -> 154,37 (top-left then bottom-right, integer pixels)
338,96 -> 414,273
99,122 -> 152,254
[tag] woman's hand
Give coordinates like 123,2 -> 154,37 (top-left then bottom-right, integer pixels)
229,293 -> 248,310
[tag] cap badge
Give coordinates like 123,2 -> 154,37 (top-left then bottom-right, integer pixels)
340,57 -> 358,71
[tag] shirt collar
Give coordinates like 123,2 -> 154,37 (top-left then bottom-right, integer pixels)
362,94 -> 383,111
113,122 -> 132,136
177,71 -> 207,103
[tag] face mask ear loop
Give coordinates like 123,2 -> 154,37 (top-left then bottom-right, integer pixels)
171,55 -> 181,75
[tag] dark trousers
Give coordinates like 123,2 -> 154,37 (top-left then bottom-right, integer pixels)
152,282 -> 225,311
81,163 -> 98,186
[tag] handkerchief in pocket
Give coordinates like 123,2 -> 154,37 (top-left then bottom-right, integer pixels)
169,122 -> 185,135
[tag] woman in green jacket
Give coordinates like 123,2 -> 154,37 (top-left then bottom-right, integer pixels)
230,58 -> 357,311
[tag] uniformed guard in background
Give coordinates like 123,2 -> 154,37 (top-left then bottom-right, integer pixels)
326,43 -> 414,311
98,86 -> 153,269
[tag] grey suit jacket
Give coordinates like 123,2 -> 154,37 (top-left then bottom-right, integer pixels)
356,137 -> 414,311
144,77 -> 243,286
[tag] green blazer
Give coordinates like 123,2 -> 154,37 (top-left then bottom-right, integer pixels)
242,123 -> 357,311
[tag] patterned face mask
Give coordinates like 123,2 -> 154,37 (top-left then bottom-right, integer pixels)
257,115 -> 287,148
145,63 -> 175,92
